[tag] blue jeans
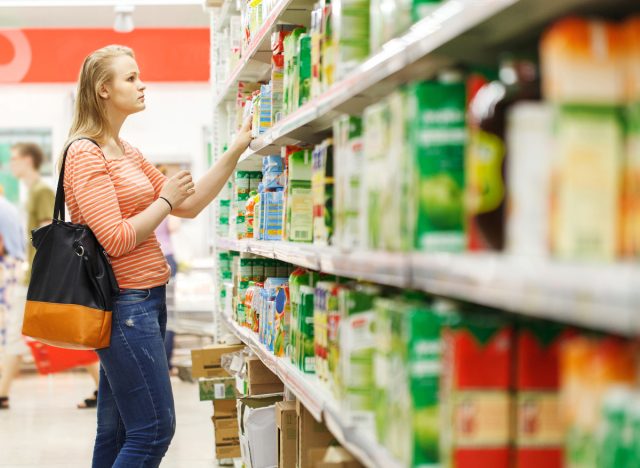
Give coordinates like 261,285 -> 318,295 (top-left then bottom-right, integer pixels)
92,286 -> 176,468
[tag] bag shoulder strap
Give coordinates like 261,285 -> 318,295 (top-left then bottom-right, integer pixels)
54,138 -> 103,222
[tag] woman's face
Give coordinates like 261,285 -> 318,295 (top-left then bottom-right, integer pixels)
101,55 -> 146,116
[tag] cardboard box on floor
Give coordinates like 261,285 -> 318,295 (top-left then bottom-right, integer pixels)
213,416 -> 239,431
275,401 -> 298,468
238,394 -> 283,468
216,443 -> 241,459
309,447 -> 364,468
246,355 -> 285,395
297,400 -> 337,468
215,426 -> 241,445
213,398 -> 238,419
191,344 -> 245,379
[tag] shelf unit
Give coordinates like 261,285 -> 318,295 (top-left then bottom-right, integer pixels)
217,0 -> 632,170
207,0 -> 640,466
216,237 -> 640,336
219,310 -> 403,468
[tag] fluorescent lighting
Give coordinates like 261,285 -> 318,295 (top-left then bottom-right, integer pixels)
0,0 -> 202,6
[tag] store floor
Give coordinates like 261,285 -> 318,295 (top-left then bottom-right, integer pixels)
0,370 -> 218,467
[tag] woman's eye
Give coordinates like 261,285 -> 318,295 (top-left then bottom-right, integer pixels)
128,77 -> 135,82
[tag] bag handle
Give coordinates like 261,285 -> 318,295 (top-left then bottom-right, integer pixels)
54,138 -> 102,222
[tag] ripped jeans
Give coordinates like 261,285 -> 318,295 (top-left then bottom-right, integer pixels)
92,286 -> 176,468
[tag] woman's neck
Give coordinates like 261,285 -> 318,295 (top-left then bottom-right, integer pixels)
102,108 -> 126,146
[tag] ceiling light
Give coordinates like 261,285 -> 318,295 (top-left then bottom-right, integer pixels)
114,5 -> 134,33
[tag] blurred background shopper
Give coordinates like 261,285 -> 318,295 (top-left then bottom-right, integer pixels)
1,143 -> 100,409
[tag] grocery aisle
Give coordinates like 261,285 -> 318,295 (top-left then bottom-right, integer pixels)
0,372 -> 217,468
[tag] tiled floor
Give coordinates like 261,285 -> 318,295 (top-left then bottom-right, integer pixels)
0,371 -> 218,467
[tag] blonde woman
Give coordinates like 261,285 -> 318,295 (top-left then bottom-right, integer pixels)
62,45 -> 251,467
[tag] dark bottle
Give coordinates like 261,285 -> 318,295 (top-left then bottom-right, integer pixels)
466,57 -> 540,251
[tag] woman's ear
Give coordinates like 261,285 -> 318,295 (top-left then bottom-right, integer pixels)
98,83 -> 109,100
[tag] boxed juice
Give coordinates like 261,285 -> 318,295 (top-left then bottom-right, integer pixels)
263,190 -> 285,241
390,300 -> 447,467
623,18 -> 640,257
332,0 -> 370,81
541,18 -> 626,105
310,3 -> 323,99
298,34 -> 313,107
286,148 -> 313,242
283,28 -> 306,116
375,296 -> 451,466
326,283 -> 345,399
314,281 -> 337,382
514,320 -> 572,468
441,309 -> 513,468
561,335 -> 638,468
551,105 -> 624,261
338,285 -> 379,435
506,103 -> 554,257
298,286 -> 316,373
321,0 -> 335,92
362,101 -> 390,249
625,101 -> 640,258
333,115 -> 364,249
274,284 -> 290,357
384,89 -> 414,252
409,74 -> 466,252
288,268 -> 312,364
312,139 -> 334,245
373,297 -> 394,446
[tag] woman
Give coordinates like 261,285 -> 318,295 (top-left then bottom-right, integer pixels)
62,45 -> 251,467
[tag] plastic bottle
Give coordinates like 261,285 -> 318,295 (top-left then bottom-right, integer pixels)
466,56 -> 540,251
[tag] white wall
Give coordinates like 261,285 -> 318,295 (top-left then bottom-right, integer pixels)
0,82 -> 213,260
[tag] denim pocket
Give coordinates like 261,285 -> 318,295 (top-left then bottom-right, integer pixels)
117,289 -> 151,305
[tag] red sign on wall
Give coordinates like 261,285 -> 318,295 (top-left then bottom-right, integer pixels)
0,28 -> 209,83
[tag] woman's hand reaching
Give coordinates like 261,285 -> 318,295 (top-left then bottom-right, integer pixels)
230,116 -> 253,155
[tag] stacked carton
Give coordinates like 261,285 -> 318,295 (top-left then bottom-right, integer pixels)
191,344 -> 245,463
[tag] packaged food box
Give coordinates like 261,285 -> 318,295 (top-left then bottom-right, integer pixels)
441,309 -> 513,468
410,74 -> 466,252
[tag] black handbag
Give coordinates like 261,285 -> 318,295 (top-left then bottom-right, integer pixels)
22,138 -> 118,350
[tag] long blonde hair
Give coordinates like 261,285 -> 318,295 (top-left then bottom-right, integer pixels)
60,45 -> 135,168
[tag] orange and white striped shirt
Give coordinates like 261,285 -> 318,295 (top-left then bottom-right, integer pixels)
64,139 -> 170,290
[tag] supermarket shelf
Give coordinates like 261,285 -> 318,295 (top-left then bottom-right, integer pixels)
213,0 -> 314,109
217,0 -> 632,150
215,237 -> 640,335
219,310 -> 403,468
410,253 -> 640,336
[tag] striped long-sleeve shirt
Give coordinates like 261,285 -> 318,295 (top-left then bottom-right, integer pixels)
64,139 -> 171,290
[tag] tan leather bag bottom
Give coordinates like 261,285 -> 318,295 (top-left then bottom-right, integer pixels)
22,300 -> 112,350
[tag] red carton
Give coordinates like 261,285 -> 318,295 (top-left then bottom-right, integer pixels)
441,310 -> 513,468
514,321 -> 574,468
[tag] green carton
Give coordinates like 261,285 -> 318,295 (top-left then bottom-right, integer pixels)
409,75 -> 466,252
199,377 -> 237,401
